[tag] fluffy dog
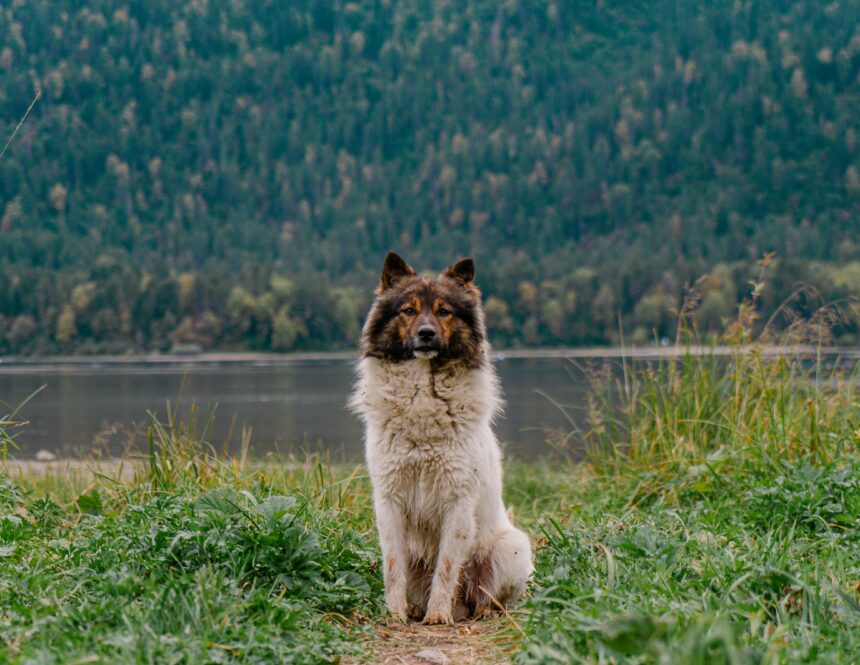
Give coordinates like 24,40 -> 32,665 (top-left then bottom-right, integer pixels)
349,252 -> 533,625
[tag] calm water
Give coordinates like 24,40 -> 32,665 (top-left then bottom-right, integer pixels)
0,357 -> 591,460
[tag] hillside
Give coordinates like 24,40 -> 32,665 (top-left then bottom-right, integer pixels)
1,0 -> 859,354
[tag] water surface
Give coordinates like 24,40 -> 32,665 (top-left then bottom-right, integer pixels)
0,357 -> 591,460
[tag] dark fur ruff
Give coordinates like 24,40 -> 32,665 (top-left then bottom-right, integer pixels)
360,252 -> 488,370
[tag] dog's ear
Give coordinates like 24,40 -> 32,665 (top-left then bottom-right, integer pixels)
443,257 -> 476,287
379,252 -> 416,292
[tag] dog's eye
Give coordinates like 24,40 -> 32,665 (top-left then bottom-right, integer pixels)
402,307 -> 416,316
437,308 -> 451,317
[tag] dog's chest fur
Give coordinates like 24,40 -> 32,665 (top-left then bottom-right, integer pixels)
351,357 -> 500,529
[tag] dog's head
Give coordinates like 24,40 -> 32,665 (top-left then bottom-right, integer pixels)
360,252 -> 487,368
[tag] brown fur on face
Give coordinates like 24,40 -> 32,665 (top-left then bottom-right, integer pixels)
360,253 -> 487,369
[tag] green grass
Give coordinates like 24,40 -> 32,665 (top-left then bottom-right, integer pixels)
3,294 -> 860,663
3,452 -> 858,664
510,289 -> 860,664
528,349 -> 860,664
512,460 -> 860,664
1,459 -> 383,664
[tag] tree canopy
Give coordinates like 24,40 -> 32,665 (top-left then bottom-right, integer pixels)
1,0 -> 858,354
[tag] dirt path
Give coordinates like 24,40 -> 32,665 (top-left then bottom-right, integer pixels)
344,619 -> 512,664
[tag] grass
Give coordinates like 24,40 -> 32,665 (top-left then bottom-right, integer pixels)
1,385 -> 45,461
510,280 -> 860,664
2,280 -> 860,663
1,457 -> 383,664
3,452 -> 858,664
511,460 -> 860,664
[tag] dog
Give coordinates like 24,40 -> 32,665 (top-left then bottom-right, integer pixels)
349,252 -> 533,625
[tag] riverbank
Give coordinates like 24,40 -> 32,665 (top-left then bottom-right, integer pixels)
1,457 -> 138,482
1,343 -> 857,371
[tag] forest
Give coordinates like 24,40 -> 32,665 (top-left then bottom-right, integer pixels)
1,0 -> 859,354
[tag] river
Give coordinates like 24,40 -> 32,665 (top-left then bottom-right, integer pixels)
0,355 -> 592,460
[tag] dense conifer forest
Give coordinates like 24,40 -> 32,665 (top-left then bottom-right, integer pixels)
1,0 -> 858,354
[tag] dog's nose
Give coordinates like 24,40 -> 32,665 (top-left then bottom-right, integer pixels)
418,325 -> 436,341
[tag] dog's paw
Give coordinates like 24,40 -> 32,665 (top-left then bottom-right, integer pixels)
407,602 -> 426,621
422,609 -> 454,625
474,606 -> 500,620
387,607 -> 408,623
386,596 -> 409,622
452,601 -> 470,623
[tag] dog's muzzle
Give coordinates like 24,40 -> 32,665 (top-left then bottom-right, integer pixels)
412,326 -> 441,359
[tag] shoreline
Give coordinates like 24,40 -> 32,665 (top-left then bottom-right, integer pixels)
1,456 -> 344,479
2,457 -> 141,481
1,343 -> 856,371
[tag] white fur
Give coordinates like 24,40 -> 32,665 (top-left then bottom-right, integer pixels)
349,351 -> 533,624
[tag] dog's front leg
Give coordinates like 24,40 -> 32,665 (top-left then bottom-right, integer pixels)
423,500 -> 474,625
376,497 -> 410,621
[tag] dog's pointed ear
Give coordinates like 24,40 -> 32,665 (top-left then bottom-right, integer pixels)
443,257 -> 476,286
379,252 -> 416,292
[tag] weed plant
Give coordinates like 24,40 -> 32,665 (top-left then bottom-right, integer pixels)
516,270 -> 860,664
567,266 -> 859,491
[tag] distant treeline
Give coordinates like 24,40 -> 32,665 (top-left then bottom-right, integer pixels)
1,0 -> 858,354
